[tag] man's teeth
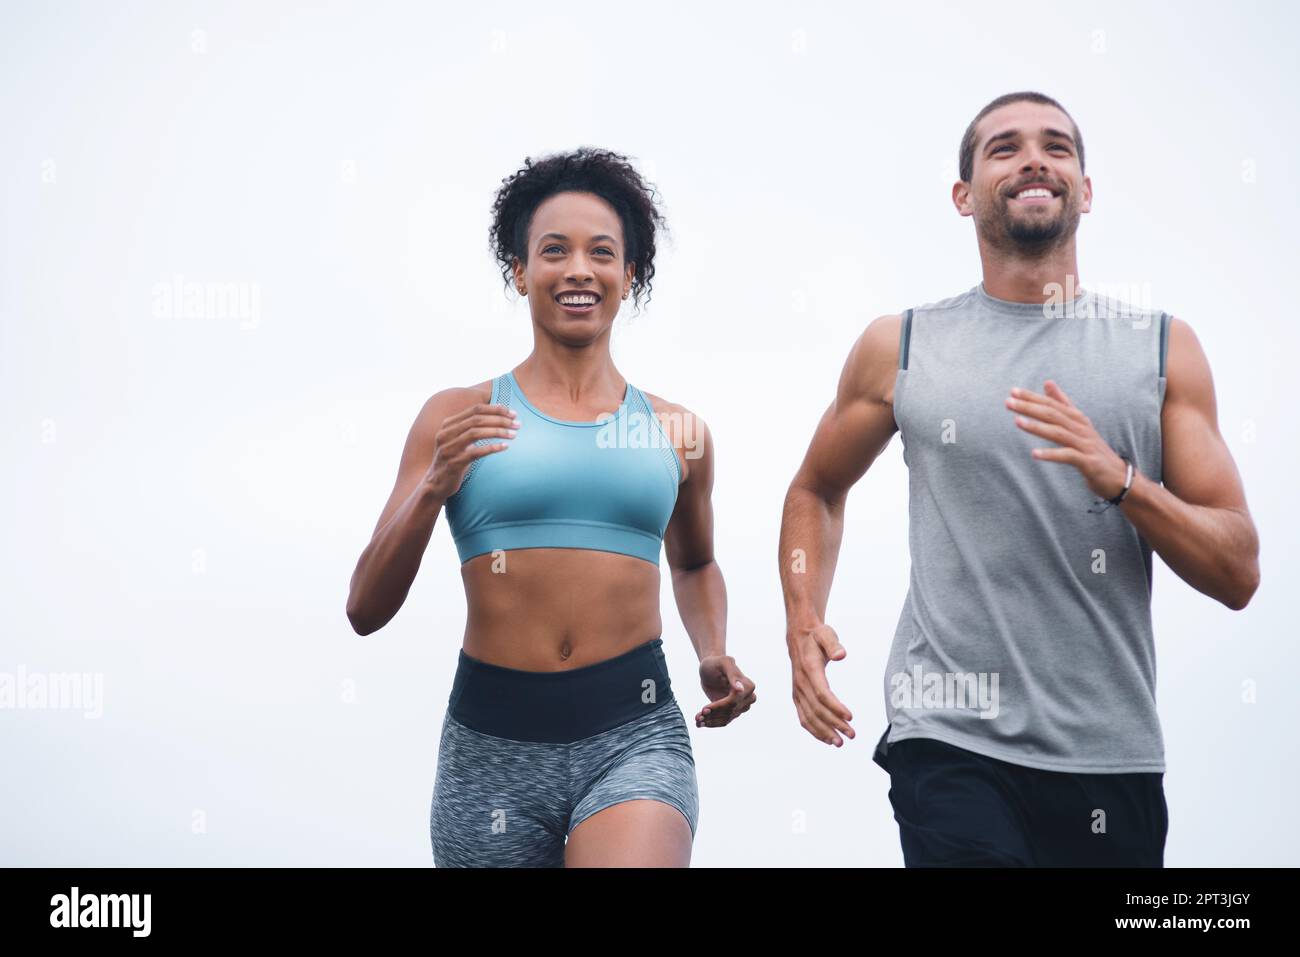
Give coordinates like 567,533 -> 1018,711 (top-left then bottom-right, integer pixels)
1015,188 -> 1054,199
558,295 -> 598,305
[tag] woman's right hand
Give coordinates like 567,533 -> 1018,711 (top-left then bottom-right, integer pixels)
424,402 -> 519,499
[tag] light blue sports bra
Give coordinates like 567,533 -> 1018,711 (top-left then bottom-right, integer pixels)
444,370 -> 682,565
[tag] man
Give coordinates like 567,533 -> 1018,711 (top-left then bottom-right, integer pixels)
778,91 -> 1260,867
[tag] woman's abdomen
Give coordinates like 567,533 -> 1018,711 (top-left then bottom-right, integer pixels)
459,547 -> 664,669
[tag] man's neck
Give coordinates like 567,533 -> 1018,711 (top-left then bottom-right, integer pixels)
977,236 -> 1082,304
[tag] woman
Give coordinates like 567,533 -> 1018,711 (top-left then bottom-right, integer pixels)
346,147 -> 756,867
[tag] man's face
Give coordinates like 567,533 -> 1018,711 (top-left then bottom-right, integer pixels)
954,101 -> 1092,251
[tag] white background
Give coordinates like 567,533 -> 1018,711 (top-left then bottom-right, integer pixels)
3,0 -> 1296,866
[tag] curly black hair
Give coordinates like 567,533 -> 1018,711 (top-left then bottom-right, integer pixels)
488,146 -> 667,313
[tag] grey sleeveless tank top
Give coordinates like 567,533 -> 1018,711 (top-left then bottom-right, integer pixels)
876,282 -> 1171,773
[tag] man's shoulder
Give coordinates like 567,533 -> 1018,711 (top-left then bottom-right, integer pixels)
841,314 -> 905,405
911,286 -> 980,317
1086,287 -> 1168,326
849,287 -> 976,376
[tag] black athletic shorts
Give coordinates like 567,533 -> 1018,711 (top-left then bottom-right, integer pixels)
873,727 -> 1168,867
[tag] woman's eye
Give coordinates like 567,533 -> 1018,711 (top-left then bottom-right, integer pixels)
542,244 -> 613,256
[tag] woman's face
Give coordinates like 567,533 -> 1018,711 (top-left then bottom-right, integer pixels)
513,190 -> 634,344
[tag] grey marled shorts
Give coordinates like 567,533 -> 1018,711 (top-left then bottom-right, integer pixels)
431,698 -> 698,867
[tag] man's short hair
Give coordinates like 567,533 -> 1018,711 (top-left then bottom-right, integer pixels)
959,91 -> 1085,183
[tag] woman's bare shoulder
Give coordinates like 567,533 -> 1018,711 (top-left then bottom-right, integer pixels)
411,378 -> 497,434
637,387 -> 705,484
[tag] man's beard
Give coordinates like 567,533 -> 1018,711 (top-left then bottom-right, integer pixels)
982,193 -> 1081,254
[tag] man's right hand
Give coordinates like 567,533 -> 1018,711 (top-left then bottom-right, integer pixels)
789,622 -> 855,747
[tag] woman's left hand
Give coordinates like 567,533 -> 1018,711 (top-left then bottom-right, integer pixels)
695,656 -> 757,728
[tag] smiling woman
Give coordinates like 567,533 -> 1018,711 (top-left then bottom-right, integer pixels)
487,146 -> 666,315
346,146 -> 757,868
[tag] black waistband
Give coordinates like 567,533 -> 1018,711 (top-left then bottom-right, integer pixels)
447,638 -> 676,744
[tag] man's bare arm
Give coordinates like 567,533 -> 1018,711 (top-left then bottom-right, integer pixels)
779,314 -> 901,745
1117,317 -> 1260,609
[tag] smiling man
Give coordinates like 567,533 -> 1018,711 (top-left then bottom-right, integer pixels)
778,91 -> 1260,866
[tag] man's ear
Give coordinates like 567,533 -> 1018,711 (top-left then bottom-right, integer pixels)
1080,174 -> 1093,214
952,180 -> 974,217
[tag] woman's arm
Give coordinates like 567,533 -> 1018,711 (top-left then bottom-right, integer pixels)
346,389 -> 517,635
664,411 -> 726,661
661,406 -> 756,727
